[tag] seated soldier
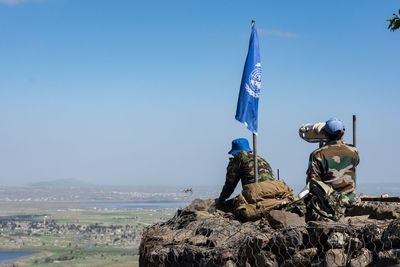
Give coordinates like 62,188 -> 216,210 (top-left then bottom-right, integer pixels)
305,118 -> 360,221
217,138 -> 293,221
218,138 -> 275,204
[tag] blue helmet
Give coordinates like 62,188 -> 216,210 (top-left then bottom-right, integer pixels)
228,138 -> 252,155
325,118 -> 345,135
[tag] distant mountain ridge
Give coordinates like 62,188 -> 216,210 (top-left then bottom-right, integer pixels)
28,178 -> 90,188
23,180 -> 400,196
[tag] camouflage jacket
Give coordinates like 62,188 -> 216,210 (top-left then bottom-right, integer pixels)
218,151 -> 275,202
307,140 -> 360,195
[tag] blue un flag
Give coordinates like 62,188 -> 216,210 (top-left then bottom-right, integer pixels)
235,23 -> 261,134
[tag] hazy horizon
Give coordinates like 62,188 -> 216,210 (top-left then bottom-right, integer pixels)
3,177 -> 400,194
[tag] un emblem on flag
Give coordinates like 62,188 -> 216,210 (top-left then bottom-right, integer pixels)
245,63 -> 261,98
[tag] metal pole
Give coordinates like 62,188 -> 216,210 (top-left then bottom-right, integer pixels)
277,169 -> 280,180
253,133 -> 258,183
352,115 -> 356,147
251,19 -> 258,183
353,115 -> 357,190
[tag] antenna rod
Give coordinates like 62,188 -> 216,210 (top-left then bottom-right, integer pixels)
352,115 -> 356,147
353,115 -> 357,190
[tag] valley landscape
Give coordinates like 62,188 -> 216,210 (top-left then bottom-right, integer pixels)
0,179 -> 219,266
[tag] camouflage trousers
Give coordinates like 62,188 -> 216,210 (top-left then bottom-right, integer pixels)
305,191 -> 356,222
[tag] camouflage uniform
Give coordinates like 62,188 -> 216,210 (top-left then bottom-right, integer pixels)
305,140 -> 360,221
218,151 -> 275,202
307,140 -> 359,195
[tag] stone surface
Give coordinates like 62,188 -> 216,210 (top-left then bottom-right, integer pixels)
266,210 -> 306,229
383,220 -> 400,249
280,248 -> 318,267
350,248 -> 373,267
139,198 -> 400,267
327,232 -> 348,248
377,249 -> 400,266
347,201 -> 400,220
324,249 -> 347,267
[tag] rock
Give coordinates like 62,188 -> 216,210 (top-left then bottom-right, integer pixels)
280,248 -> 318,267
350,248 -> 373,267
346,203 -> 375,217
377,249 -> 400,266
266,210 -> 306,229
223,260 -> 237,267
307,221 -> 347,247
268,228 -> 306,255
356,223 -> 385,251
139,198 -> 400,267
140,198 -> 272,267
327,232 -> 348,248
173,229 -> 193,243
244,251 -> 277,267
238,234 -> 277,266
382,220 -> 400,249
347,202 -> 400,220
349,237 -> 364,251
187,198 -> 216,213
324,248 -> 347,267
188,235 -> 208,246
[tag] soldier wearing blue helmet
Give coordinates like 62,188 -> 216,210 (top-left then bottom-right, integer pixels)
305,118 -> 360,221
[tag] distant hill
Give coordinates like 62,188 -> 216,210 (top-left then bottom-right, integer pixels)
28,178 -> 91,188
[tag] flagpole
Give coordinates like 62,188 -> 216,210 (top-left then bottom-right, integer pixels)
353,115 -> 357,190
253,133 -> 258,183
251,20 -> 258,183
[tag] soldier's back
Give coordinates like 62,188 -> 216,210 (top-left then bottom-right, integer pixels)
236,152 -> 274,186
313,140 -> 359,194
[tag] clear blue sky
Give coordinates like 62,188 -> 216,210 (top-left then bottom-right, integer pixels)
0,0 -> 399,189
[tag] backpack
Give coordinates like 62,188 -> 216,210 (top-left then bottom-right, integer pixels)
235,180 -> 294,221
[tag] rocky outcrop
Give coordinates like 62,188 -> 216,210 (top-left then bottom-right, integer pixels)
139,199 -> 400,267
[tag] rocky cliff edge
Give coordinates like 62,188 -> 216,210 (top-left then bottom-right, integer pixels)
139,198 -> 400,267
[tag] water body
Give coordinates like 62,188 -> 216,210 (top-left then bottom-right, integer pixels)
81,201 -> 190,210
0,251 -> 31,263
